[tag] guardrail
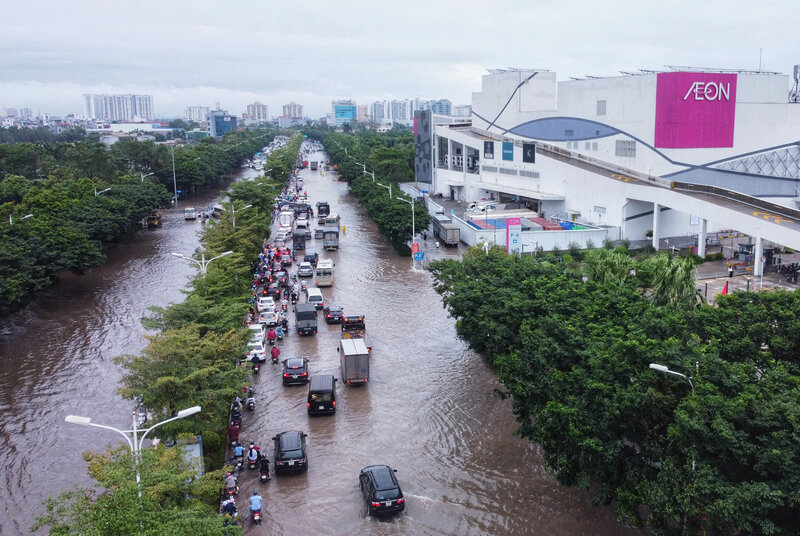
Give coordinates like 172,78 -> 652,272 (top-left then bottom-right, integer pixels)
670,181 -> 800,223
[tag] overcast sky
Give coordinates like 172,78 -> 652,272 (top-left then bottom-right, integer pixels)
1,0 -> 798,119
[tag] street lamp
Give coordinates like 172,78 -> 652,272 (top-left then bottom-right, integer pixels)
65,405 -> 201,497
94,187 -> 112,197
396,196 -> 416,244
140,172 -> 155,182
649,363 -> 694,391
170,145 -> 179,209
171,250 -> 234,274
376,182 -> 392,199
9,213 -> 33,225
230,204 -> 253,229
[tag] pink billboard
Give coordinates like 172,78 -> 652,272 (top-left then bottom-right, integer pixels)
654,72 -> 737,148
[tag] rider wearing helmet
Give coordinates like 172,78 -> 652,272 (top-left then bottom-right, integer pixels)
249,490 -> 263,513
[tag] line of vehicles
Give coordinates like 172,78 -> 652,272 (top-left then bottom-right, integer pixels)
226,141 -> 403,526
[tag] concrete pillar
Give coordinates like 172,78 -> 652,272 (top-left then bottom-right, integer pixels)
697,218 -> 708,258
651,203 -> 661,250
754,236 -> 764,276
447,139 -> 453,171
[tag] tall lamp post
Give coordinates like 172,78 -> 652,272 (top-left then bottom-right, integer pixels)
9,213 -> 33,225
140,172 -> 155,182
649,362 -> 696,471
65,405 -> 201,497
94,187 -> 112,197
170,145 -> 179,209
171,250 -> 233,274
230,204 -> 253,229
396,196 -> 415,244
376,182 -> 392,199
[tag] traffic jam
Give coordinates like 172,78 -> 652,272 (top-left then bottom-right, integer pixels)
220,140 -> 405,527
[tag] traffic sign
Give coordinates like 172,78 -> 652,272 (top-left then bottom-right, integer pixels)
176,189 -> 182,194
411,243 -> 420,253
413,252 -> 424,261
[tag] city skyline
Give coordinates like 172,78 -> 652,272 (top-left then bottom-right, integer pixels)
1,1 -> 798,118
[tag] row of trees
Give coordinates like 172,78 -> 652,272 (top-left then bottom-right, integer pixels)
34,133 -> 305,534
304,130 -> 431,252
429,246 -> 800,535
0,129 -> 276,316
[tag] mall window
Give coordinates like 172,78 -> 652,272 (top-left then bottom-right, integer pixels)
597,100 -> 607,116
585,142 -> 591,150
592,142 -> 598,151
615,140 -> 636,158
565,129 -> 574,137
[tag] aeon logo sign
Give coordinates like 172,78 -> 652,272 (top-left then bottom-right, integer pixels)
655,72 -> 738,148
683,81 -> 732,101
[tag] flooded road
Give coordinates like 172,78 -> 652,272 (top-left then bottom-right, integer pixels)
235,152 -> 643,536
0,170 -> 257,535
0,149 -> 643,535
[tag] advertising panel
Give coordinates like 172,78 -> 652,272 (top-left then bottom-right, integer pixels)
522,143 -> 536,163
502,142 -> 514,161
484,141 -> 494,159
506,217 -> 522,254
654,72 -> 737,148
413,110 -> 433,184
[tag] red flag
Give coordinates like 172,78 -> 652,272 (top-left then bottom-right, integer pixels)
721,282 -> 728,296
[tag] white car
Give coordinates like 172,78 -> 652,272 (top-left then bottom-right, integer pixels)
297,262 -> 314,278
276,229 -> 290,241
257,296 -> 276,313
248,323 -> 267,342
247,340 -> 267,362
258,310 -> 279,326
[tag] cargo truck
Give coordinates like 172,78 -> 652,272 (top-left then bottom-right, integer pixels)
432,214 -> 460,246
295,303 -> 317,335
292,229 -> 306,250
310,161 -> 318,171
341,315 -> 372,352
322,227 -> 339,250
339,338 -> 370,385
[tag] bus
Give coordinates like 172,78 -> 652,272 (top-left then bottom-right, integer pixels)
315,259 -> 334,287
323,213 -> 340,229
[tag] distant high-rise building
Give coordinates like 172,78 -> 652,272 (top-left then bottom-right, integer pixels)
246,102 -> 269,122
331,99 -> 357,126
430,99 -> 452,115
83,94 -> 154,121
19,107 -> 32,118
282,102 -> 303,119
390,100 -> 410,122
370,101 -> 389,123
206,110 -> 238,137
4,107 -> 18,117
185,106 -> 209,123
356,105 -> 368,123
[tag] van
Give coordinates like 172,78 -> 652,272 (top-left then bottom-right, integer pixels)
307,375 -> 336,415
184,207 -> 197,220
295,303 -> 317,335
306,287 -> 324,310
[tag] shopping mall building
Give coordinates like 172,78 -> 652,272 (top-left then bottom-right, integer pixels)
416,67 -> 800,266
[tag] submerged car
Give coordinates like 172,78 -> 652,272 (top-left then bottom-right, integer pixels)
359,465 -> 405,516
282,357 -> 310,385
273,431 -> 308,474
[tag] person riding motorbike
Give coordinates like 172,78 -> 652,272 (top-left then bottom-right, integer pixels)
227,423 -> 240,444
221,497 -> 238,525
224,472 -> 237,495
247,443 -> 261,465
232,441 -> 245,458
249,490 -> 263,515
259,455 -> 271,481
266,328 -> 277,344
271,345 -> 281,364
281,315 -> 289,331
275,325 -> 284,339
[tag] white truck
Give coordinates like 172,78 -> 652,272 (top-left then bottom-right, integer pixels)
339,338 -> 370,385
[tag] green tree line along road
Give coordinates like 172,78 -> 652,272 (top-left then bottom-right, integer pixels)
0,128 -> 278,316
303,129 -> 431,253
33,133 -> 304,534
429,245 -> 800,536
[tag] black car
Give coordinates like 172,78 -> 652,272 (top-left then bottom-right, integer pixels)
323,305 -> 344,324
359,465 -> 405,516
303,253 -> 319,267
314,228 -> 324,239
304,228 -> 312,240
282,357 -> 309,385
273,431 -> 308,474
265,282 -> 281,299
273,270 -> 289,286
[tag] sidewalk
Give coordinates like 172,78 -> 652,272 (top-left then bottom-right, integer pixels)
695,258 -> 798,303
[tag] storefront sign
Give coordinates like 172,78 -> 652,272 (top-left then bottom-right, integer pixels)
502,142 -> 514,161
506,217 -> 522,254
484,141 -> 494,159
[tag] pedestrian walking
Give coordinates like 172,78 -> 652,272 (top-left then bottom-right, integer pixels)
728,265 -> 734,278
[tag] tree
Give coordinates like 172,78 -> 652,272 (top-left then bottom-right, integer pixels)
33,444 -> 241,535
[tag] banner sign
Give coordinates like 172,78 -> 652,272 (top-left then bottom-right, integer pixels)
413,110 -> 433,183
484,141 -> 494,159
654,72 -> 737,148
502,142 -> 514,161
522,143 -> 536,163
506,217 -> 522,254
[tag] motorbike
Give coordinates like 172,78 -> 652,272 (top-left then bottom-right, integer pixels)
245,395 -> 255,411
252,508 -> 262,525
260,466 -> 271,483
271,347 -> 280,364
290,293 -> 297,304
252,359 -> 260,374
230,410 -> 242,428
281,299 -> 288,313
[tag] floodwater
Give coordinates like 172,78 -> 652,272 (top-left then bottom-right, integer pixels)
0,170 -> 256,534
0,152 -> 643,536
